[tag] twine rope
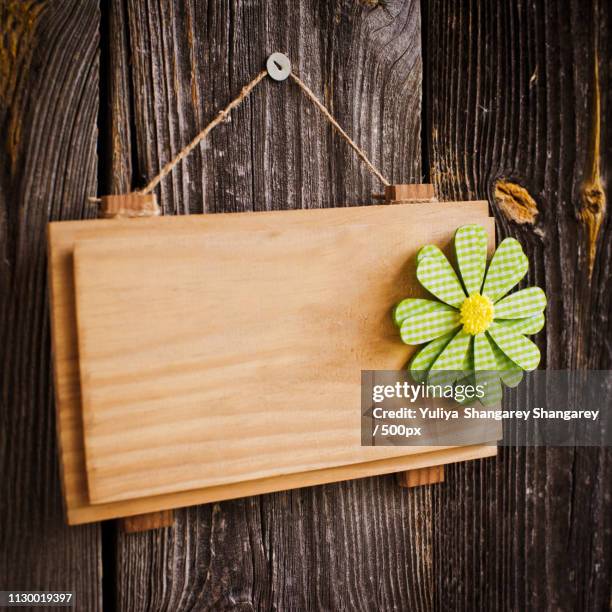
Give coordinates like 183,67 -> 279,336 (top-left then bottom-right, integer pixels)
92,68 -> 389,202
288,72 -> 389,187
137,69 -> 268,196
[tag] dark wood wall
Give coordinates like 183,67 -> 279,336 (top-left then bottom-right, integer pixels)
0,2 -> 102,610
428,1 -> 611,610
1,1 -> 610,610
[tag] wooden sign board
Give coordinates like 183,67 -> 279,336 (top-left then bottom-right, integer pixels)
48,201 -> 498,524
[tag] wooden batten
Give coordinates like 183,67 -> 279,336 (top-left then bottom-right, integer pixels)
386,184 -> 444,488
100,193 -> 173,533
384,183 -> 436,203
120,510 -> 175,533
396,465 -> 445,488
101,193 -> 160,218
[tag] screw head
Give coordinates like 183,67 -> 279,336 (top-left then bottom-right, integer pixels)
266,53 -> 291,81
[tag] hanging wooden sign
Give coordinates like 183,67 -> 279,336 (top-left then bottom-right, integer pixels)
47,57 -> 502,527
48,194 -> 498,525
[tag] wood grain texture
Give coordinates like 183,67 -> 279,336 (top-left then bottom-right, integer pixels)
67,205 -> 492,504
2,0 -> 609,609
49,203 -> 496,524
107,0 -> 430,609
99,193 -> 172,533
0,0 -> 102,608
427,0 -> 612,609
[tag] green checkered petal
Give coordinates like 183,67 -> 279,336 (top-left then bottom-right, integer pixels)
427,330 -> 472,386
478,376 -> 503,406
454,225 -> 488,296
474,333 -> 498,370
487,322 -> 541,370
408,330 -> 456,382
489,338 -> 523,387
417,244 -> 440,264
457,374 -> 480,405
416,245 -> 467,308
430,329 -> 472,370
482,238 -> 528,302
400,308 -> 460,345
454,353 -> 478,403
494,287 -> 546,319
493,313 -> 545,335
393,298 -> 455,327
474,333 -> 503,403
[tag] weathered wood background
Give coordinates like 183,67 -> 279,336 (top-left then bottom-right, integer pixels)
1,0 -> 610,610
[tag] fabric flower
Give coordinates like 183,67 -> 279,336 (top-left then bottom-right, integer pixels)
393,225 -> 546,405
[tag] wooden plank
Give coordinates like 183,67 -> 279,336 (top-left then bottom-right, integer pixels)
108,1 -> 434,608
48,202 -> 495,521
67,204 -> 494,504
427,1 -> 612,609
0,0 -> 102,608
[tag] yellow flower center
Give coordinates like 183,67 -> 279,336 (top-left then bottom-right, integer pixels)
460,293 -> 495,335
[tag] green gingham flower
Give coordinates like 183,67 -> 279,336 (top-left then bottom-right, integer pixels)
393,225 -> 546,405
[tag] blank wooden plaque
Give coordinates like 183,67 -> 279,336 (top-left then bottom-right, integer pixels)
48,202 -> 498,523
